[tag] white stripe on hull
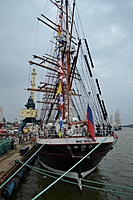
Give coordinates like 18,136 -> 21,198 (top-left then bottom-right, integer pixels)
37,136 -> 114,145
38,156 -> 98,180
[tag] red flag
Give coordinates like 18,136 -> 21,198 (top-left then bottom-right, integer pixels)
87,104 -> 95,140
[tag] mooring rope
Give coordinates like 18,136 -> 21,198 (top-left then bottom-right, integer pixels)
0,137 -> 51,189
32,136 -> 110,199
18,160 -> 133,197
82,178 -> 133,191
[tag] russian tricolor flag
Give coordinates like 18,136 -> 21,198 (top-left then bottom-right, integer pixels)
87,104 -> 95,140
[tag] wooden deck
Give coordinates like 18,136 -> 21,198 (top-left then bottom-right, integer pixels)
0,141 -> 37,185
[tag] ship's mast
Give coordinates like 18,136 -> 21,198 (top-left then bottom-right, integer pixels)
65,0 -> 71,123
27,0 -> 77,125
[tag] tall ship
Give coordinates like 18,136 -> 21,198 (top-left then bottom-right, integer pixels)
21,0 -> 118,188
113,109 -> 122,131
0,107 -> 5,129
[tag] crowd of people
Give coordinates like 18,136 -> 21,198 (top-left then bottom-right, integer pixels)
2,132 -> 35,150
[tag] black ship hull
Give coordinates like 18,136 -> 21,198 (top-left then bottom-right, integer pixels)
37,136 -> 114,180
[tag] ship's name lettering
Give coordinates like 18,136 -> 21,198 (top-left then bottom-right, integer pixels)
76,139 -> 92,143
76,140 -> 82,143
83,140 -> 91,142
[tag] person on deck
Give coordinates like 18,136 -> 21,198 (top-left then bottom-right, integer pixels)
106,124 -> 112,135
96,124 -> 101,136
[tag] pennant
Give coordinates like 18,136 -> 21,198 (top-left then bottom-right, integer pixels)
58,59 -> 63,67
59,116 -> 64,128
57,81 -> 62,94
58,30 -> 62,35
59,36 -> 63,43
58,106 -> 63,129
57,24 -> 62,31
58,93 -> 64,105
86,103 -> 95,140
57,53 -> 61,60
59,14 -> 62,19
58,109 -> 62,116
58,93 -> 64,110
57,66 -> 63,73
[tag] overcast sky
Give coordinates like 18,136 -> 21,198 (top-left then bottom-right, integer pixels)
0,0 -> 133,125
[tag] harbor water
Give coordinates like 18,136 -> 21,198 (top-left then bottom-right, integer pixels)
10,128 -> 133,200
